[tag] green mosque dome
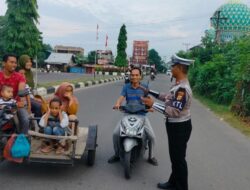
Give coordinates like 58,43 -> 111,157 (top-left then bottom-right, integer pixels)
205,28 -> 216,41
211,0 -> 250,41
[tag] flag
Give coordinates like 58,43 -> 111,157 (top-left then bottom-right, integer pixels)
105,34 -> 108,48
96,24 -> 99,40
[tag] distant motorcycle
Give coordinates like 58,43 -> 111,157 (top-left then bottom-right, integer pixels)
150,72 -> 155,81
124,75 -> 130,84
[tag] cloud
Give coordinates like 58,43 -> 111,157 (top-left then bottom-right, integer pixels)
41,0 -> 91,11
0,1 -> 7,15
2,0 -> 250,56
39,15 -> 95,38
132,25 -> 190,39
42,0 -> 183,24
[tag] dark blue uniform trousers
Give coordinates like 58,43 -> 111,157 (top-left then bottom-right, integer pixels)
166,119 -> 192,190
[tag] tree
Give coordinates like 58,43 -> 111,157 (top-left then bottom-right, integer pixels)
114,24 -> 128,68
0,16 -> 6,56
75,54 -> 87,65
87,51 -> 97,64
0,16 -> 4,26
2,0 -> 42,57
148,49 -> 165,72
37,43 -> 52,67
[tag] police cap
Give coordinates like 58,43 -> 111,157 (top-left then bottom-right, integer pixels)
170,54 -> 194,66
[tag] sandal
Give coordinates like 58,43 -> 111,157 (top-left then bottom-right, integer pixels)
55,145 -> 65,154
40,145 -> 53,153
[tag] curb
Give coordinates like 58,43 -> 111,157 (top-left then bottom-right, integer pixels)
34,76 -> 124,96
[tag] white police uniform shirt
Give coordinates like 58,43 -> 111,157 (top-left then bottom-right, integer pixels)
157,79 -> 192,123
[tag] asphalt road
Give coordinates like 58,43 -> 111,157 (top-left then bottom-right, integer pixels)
1,74 -> 250,190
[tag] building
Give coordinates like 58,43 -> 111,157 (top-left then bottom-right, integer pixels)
210,0 -> 250,42
54,45 -> 84,55
131,41 -> 149,65
204,28 -> 216,42
44,52 -> 75,72
97,50 -> 114,65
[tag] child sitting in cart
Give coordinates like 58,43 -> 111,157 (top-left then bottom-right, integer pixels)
0,85 -> 17,122
39,97 -> 69,154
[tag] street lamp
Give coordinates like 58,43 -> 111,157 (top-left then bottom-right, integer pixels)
94,50 -> 97,79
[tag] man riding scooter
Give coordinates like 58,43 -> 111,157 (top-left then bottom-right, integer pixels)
108,67 -> 158,166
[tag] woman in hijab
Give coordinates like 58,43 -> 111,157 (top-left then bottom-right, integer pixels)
18,55 -> 43,117
18,55 -> 34,89
53,82 -> 79,115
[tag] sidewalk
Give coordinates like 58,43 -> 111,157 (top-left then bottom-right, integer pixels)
34,76 -> 124,96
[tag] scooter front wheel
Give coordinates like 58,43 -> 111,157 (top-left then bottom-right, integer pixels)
124,151 -> 131,179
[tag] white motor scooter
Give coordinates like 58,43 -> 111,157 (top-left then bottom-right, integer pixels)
117,104 -> 148,179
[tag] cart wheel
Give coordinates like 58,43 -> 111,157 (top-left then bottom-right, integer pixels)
0,148 -> 4,162
86,125 -> 98,166
0,143 -> 5,163
87,149 -> 96,166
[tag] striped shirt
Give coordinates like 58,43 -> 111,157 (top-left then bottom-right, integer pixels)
0,98 -> 17,109
121,83 -> 148,115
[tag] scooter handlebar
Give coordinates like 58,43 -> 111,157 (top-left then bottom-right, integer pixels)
112,106 -> 126,111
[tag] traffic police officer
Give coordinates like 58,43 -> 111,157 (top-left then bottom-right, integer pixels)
142,54 -> 194,190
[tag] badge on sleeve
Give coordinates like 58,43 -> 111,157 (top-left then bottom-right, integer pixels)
172,88 -> 186,110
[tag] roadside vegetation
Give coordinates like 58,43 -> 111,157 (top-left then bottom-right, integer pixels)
178,35 -> 250,136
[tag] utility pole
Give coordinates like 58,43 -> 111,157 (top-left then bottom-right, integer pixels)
34,55 -> 38,90
94,24 -> 99,79
163,55 -> 167,67
210,10 -> 227,44
182,43 -> 190,52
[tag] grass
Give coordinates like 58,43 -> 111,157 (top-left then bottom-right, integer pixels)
194,93 -> 250,137
37,75 -> 116,88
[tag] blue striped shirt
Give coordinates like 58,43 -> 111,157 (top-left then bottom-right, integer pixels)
120,83 -> 148,115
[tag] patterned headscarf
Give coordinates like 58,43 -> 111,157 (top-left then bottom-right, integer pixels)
54,82 -> 78,113
18,55 -> 34,89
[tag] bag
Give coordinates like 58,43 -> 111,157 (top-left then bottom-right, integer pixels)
11,134 -> 30,158
3,134 -> 23,163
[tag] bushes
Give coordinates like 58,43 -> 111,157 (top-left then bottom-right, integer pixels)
187,36 -> 250,116
191,54 -> 236,104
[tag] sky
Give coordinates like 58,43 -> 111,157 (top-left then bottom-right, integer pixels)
0,0 -> 250,60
